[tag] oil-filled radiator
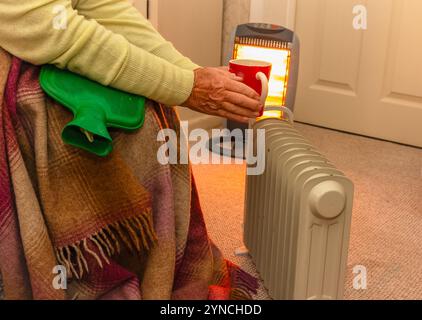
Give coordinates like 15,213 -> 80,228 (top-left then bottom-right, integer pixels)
243,118 -> 354,300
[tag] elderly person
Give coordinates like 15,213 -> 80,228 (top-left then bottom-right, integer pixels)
0,0 -> 262,122
0,0 -> 260,300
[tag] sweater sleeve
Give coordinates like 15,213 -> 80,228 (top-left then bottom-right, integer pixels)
74,0 -> 201,71
0,0 -> 195,106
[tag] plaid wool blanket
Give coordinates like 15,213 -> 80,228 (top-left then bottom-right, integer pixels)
0,49 -> 258,300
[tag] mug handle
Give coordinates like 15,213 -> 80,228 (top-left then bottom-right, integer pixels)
248,72 -> 269,129
256,72 -> 294,123
256,72 -> 269,105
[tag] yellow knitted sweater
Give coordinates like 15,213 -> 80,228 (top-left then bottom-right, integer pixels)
0,0 -> 199,106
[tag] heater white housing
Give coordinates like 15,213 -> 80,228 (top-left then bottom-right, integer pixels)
243,118 -> 354,300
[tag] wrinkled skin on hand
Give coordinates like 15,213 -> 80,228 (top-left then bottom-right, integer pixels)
182,67 -> 262,123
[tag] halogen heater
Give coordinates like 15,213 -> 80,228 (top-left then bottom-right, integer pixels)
210,23 -> 300,158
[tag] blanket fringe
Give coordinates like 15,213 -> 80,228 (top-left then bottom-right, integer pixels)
230,288 -> 254,300
228,262 -> 259,300
55,209 -> 157,279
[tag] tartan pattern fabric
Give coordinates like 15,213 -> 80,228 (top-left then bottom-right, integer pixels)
0,49 -> 258,300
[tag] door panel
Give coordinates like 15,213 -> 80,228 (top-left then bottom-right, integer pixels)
295,0 -> 422,147
316,0 -> 363,94
389,1 -> 422,97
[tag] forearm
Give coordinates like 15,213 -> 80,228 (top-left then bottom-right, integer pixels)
0,0 -> 194,105
75,0 -> 200,71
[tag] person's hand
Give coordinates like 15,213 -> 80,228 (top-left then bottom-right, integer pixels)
181,67 -> 263,123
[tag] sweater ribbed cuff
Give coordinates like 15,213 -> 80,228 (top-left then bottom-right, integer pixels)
112,42 -> 195,106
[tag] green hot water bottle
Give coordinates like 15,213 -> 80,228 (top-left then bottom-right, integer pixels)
39,65 -> 146,157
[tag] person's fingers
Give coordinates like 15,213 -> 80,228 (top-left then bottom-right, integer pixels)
214,67 -> 244,81
216,66 -> 229,72
224,91 -> 262,111
224,79 -> 261,100
217,109 -> 250,124
217,66 -> 236,77
221,101 -> 259,118
229,73 -> 244,82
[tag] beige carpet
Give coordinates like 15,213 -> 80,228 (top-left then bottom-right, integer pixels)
192,122 -> 422,300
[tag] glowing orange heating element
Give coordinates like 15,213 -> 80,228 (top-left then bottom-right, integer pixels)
258,109 -> 283,120
233,44 -> 291,108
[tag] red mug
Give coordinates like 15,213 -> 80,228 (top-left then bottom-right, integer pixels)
229,59 -> 272,116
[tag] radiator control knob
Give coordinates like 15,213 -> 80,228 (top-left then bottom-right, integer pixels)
309,181 -> 346,219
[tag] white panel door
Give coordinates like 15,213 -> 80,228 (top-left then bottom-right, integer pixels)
294,0 -> 422,147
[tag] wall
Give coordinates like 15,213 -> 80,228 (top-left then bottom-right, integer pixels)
156,0 -> 223,67
129,0 -> 148,17
249,0 -> 296,30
